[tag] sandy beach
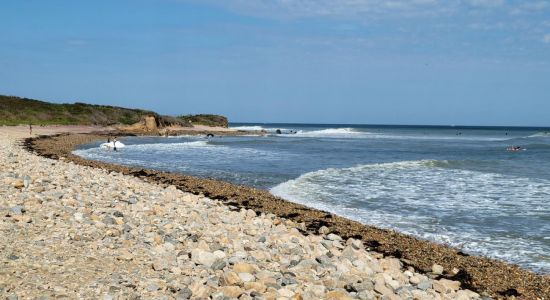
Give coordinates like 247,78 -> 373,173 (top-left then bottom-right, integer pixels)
1,126 -> 548,299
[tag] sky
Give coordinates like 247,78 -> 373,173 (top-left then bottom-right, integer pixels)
1,0 -> 549,126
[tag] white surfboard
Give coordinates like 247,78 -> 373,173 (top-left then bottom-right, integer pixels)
100,141 -> 126,149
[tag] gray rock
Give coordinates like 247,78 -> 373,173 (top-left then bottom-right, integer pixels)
175,287 -> 193,300
357,290 -> 376,300
417,280 -> 433,290
321,240 -> 332,249
23,175 -> 31,188
280,277 -> 297,286
146,283 -> 159,292
191,249 -> 218,267
315,255 -> 332,266
206,276 -> 220,288
102,216 -> 116,225
352,281 -> 374,292
211,259 -> 226,271
6,295 -> 19,300
10,206 -> 24,215
327,233 -> 342,241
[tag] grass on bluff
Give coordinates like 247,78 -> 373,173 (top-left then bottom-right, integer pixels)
0,95 -> 229,128
0,95 -> 157,126
178,114 -> 228,128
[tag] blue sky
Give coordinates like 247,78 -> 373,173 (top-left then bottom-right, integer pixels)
1,0 -> 549,126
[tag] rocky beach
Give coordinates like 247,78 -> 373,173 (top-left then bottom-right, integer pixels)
1,126 -> 548,300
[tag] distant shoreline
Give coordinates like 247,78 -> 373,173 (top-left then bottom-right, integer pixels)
229,122 -> 550,131
22,126 -> 550,299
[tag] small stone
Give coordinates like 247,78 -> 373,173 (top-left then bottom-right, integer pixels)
152,260 -> 168,271
13,215 -> 32,223
325,290 -> 353,300
23,175 -> 32,188
417,280 -> 433,291
211,259 -> 226,271
176,287 -> 193,300
278,288 -> 295,298
350,239 -> 363,250
103,294 -> 114,300
13,179 -> 24,189
146,283 -> 159,292
233,262 -> 256,274
102,216 -> 116,225
327,233 -> 342,241
374,279 -> 393,296
409,276 -> 421,285
219,286 -> 244,298
244,282 -> 266,293
238,272 -> 255,283
191,249 -> 218,267
117,250 -> 133,261
223,272 -> 241,286
433,278 -> 460,293
74,212 -> 84,221
431,264 -> 444,275
10,206 -> 24,215
319,226 -> 330,235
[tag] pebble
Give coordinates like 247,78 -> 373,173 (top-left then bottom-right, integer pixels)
0,131 -> 482,300
432,264 -> 444,275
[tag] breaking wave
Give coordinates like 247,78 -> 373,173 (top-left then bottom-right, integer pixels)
271,160 -> 550,272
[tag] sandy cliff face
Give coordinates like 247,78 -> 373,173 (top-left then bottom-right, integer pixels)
143,116 -> 158,132
117,115 -> 159,133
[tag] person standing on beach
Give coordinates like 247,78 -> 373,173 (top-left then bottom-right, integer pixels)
29,124 -> 32,136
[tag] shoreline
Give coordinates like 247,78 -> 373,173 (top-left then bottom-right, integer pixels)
22,129 -> 550,299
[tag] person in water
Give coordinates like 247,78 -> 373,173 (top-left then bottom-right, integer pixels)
506,146 -> 523,151
113,137 -> 118,151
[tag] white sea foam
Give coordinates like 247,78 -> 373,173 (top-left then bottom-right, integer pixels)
528,132 -> 550,138
230,126 -> 265,131
271,127 -> 371,138
271,160 -> 550,272
129,140 -> 211,149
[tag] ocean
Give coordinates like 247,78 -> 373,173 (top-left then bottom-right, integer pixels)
73,123 -> 550,273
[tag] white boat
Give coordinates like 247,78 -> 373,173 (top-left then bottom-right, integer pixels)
100,141 -> 126,149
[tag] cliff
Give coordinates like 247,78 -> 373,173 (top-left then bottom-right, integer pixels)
0,95 -> 228,129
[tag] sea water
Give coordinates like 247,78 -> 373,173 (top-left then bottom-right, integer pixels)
74,124 -> 550,273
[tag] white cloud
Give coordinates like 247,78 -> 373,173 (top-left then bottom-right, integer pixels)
198,0 -> 453,19
466,0 -> 505,8
510,1 -> 549,14
544,34 -> 550,43
194,0 -> 548,21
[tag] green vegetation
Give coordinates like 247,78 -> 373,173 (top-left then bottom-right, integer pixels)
0,95 -> 228,127
178,114 -> 228,128
0,95 -> 158,126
